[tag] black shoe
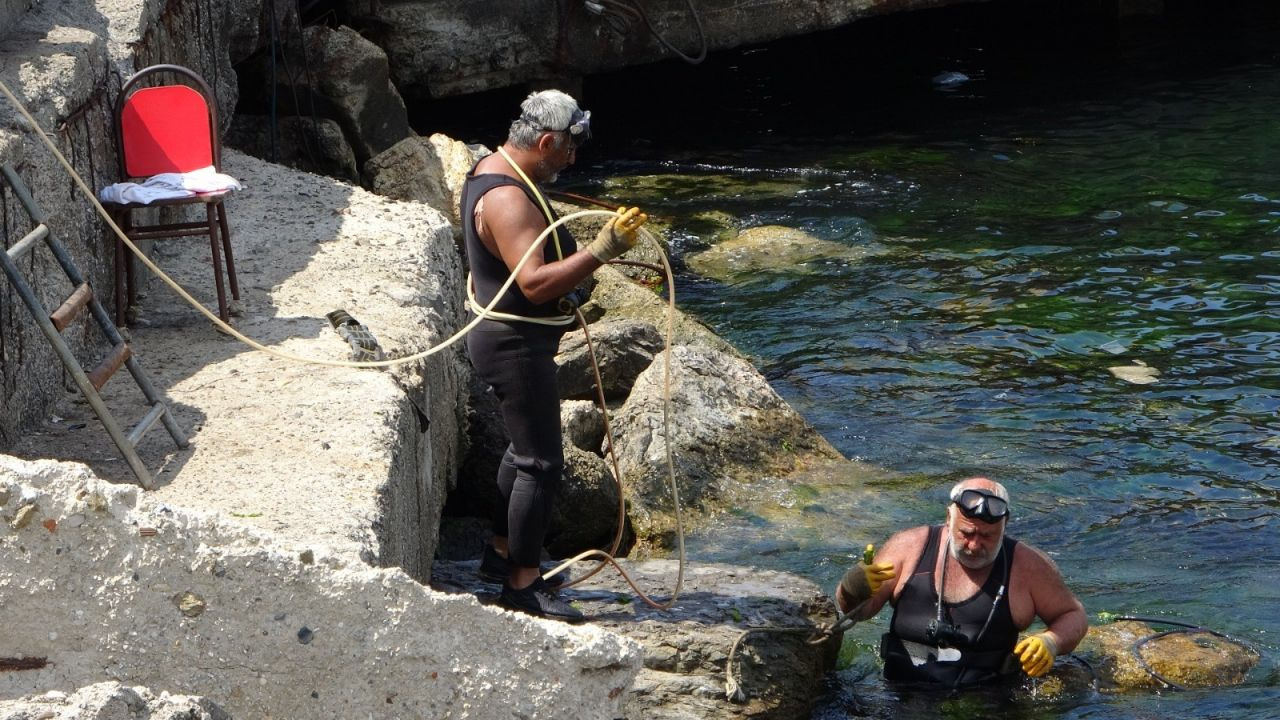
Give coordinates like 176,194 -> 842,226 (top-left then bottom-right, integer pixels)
499,577 -> 585,623
477,544 -> 569,587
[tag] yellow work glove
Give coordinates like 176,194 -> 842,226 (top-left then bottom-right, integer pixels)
1014,633 -> 1058,677
838,544 -> 896,606
586,206 -> 647,263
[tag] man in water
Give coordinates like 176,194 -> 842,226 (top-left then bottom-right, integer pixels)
836,477 -> 1087,686
461,88 -> 646,622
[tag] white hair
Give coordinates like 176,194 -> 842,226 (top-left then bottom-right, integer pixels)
948,477 -> 1009,503
508,89 -> 581,150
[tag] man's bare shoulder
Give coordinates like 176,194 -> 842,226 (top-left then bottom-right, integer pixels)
479,184 -> 541,227
1011,540 -> 1064,577
883,525 -> 932,554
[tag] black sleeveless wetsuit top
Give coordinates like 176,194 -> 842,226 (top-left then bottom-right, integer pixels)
460,165 -> 577,320
880,524 -> 1020,687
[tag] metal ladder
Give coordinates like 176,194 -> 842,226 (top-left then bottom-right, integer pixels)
0,163 -> 188,488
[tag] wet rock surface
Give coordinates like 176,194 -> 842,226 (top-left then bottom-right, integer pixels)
685,225 -> 875,281
431,557 -> 840,719
1079,619 -> 1261,690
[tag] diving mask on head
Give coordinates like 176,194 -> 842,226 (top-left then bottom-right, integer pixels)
950,487 -> 1010,524
521,107 -> 592,147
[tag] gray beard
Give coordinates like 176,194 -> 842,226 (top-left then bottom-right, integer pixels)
535,157 -> 559,184
950,536 -> 1001,570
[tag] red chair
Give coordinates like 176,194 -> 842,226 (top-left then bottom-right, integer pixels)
105,64 -> 239,325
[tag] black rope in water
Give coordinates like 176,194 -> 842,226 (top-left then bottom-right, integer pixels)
1063,651 -> 1098,686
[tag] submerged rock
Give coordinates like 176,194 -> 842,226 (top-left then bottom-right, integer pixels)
1078,619 -> 1260,689
685,225 -> 869,281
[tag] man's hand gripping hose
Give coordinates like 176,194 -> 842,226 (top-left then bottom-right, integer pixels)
585,206 -> 647,263
838,543 -> 896,607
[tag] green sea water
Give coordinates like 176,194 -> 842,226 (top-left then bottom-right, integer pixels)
422,2 -> 1280,715
561,4 -> 1280,717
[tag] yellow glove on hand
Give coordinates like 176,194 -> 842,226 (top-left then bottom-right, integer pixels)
863,560 -> 896,595
586,206 -> 647,263
1014,633 -> 1058,677
838,544 -> 895,606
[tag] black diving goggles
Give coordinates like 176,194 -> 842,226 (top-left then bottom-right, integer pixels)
521,108 -> 592,148
951,488 -> 1010,524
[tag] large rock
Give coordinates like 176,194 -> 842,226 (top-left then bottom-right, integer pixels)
429,557 -> 839,720
1078,619 -> 1261,689
585,264 -> 738,356
364,133 -> 490,226
226,113 -> 359,182
562,398 -> 605,453
292,25 -> 412,163
556,319 -> 666,401
611,345 -> 844,544
0,456 -> 641,719
685,225 -> 873,282
0,682 -> 229,720
593,561 -> 839,720
548,443 -> 628,558
346,0 -> 978,100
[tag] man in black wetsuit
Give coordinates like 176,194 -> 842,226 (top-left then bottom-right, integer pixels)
836,477 -> 1087,687
461,89 -> 647,622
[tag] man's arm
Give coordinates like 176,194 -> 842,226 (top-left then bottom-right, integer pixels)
1021,545 -> 1088,654
836,526 -> 927,620
482,185 -> 603,304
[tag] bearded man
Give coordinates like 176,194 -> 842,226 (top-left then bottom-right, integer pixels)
836,477 -> 1088,687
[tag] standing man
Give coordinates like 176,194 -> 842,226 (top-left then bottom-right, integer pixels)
836,477 -> 1088,687
461,89 -> 646,622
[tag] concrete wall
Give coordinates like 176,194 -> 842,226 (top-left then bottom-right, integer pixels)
0,21 -> 117,447
0,0 -> 247,447
0,456 -> 640,718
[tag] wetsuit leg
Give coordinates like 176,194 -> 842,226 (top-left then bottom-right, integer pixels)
468,322 -> 565,569
492,444 -> 517,537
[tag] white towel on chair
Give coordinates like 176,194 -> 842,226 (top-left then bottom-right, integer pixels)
99,166 -> 242,204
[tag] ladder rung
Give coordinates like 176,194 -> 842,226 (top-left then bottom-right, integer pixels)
7,224 -> 49,262
127,403 -> 168,447
50,283 -> 93,332
87,343 -> 133,391
2,162 -> 188,489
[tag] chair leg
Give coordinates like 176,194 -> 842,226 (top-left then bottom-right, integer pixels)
216,201 -> 239,300
113,216 -> 125,327
206,203 -> 228,322
112,210 -> 135,327
124,222 -> 137,322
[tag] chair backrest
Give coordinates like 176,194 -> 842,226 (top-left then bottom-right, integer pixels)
116,64 -> 221,178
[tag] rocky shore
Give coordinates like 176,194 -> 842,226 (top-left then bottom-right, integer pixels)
0,143 -> 843,718
2,1 -> 1256,717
